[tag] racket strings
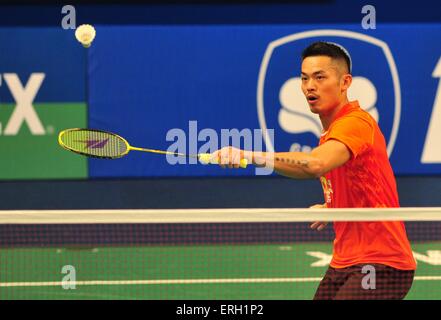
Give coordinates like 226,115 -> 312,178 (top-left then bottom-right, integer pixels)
60,129 -> 128,158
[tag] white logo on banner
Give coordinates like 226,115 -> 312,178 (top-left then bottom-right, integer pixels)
257,29 -> 401,157
279,76 -> 379,143
0,73 -> 46,135
421,56 -> 441,163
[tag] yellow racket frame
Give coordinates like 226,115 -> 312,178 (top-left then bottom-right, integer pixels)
58,128 -> 248,168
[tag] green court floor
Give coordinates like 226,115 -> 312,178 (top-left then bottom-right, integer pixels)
1,242 -> 440,299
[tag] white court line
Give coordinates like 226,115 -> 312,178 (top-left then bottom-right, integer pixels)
1,276 -> 440,287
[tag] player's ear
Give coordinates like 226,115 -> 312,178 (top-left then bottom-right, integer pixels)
341,73 -> 352,92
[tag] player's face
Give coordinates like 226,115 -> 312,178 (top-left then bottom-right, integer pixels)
301,56 -> 347,116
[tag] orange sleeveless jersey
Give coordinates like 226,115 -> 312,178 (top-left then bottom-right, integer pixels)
319,101 -> 416,270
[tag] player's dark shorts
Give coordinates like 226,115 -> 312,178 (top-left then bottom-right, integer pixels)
313,263 -> 415,300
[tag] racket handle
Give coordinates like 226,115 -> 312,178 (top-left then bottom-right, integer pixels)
198,153 -> 248,168
239,158 -> 248,168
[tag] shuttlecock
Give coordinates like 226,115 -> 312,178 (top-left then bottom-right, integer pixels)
75,24 -> 96,48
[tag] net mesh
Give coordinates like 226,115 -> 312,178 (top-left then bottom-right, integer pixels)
59,129 -> 128,158
0,208 -> 440,300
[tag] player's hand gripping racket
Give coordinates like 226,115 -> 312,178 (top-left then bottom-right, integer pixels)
58,128 -> 248,168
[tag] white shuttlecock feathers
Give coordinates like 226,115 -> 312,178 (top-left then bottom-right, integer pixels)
75,24 -> 96,48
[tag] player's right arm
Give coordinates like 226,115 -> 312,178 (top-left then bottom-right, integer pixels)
309,203 -> 328,231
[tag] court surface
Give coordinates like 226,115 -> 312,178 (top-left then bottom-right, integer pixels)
1,241 -> 440,300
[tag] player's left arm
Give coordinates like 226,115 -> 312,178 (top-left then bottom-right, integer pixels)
214,139 -> 350,179
251,139 -> 351,179
245,116 -> 373,178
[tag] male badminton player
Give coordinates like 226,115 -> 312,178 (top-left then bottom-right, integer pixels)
213,42 -> 416,300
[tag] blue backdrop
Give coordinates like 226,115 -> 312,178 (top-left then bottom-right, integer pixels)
0,28 -> 85,103
88,24 -> 441,177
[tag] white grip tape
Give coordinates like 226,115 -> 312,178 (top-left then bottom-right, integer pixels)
198,153 -> 248,168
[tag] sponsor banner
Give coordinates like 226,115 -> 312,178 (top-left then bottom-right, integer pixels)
0,28 -> 87,179
89,24 -> 441,177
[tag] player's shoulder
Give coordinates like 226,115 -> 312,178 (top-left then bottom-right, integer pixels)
334,104 -> 375,129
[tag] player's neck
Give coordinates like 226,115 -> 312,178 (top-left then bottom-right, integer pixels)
319,97 -> 350,131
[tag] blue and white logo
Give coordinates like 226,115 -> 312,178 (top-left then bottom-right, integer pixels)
257,29 -> 401,156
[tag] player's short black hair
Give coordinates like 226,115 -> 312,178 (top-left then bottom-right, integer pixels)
301,41 -> 352,74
